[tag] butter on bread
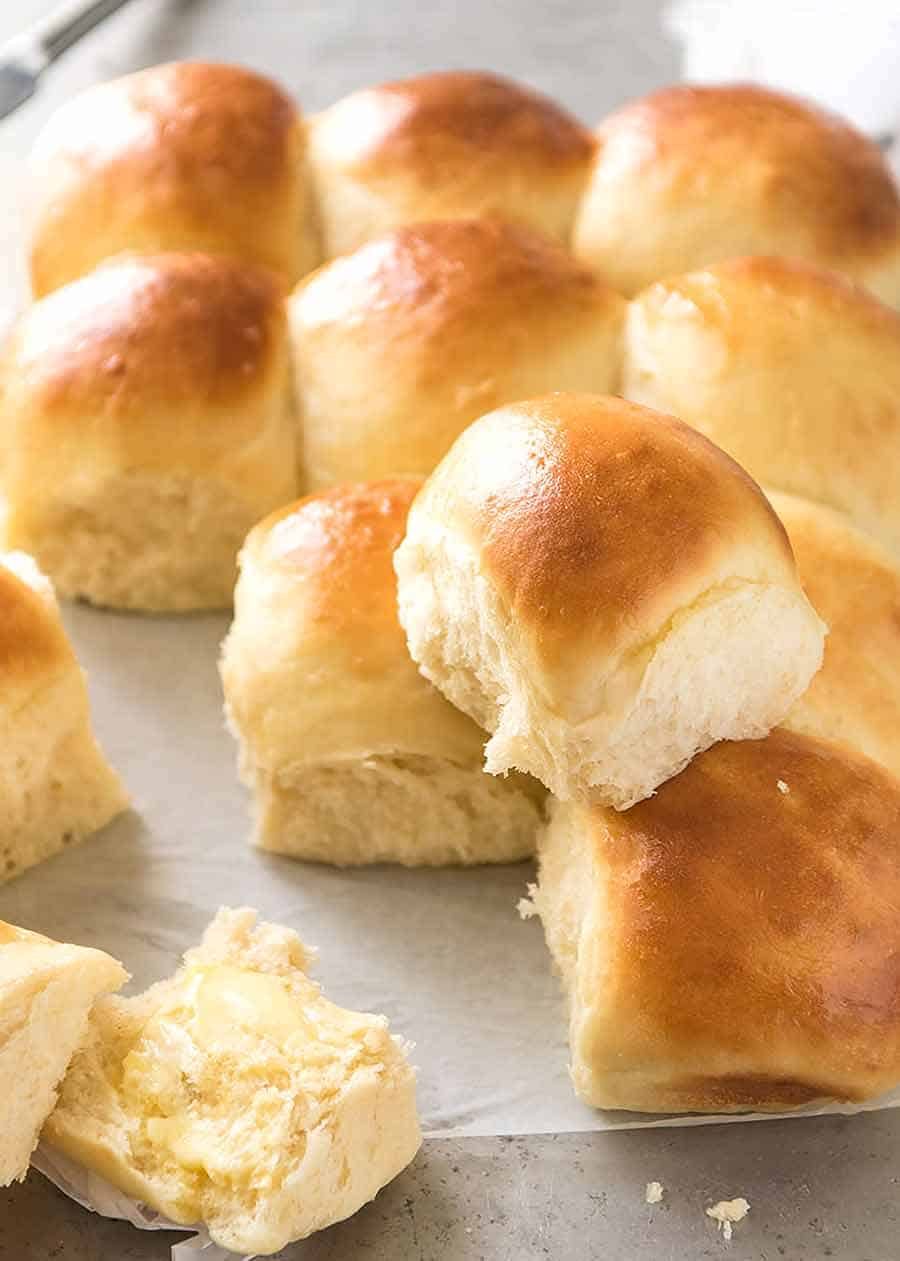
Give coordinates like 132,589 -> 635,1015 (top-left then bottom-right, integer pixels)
0,921 -> 126,1186
44,908 -> 421,1256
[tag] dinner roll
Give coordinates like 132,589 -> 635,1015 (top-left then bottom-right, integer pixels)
307,70 -> 594,258
573,84 -> 900,304
532,728 -> 900,1113
29,61 -> 317,296
221,479 -> 543,864
289,219 -> 625,488
394,394 -> 825,808
0,253 -> 297,612
622,256 -> 900,558
772,492 -> 900,779
0,921 -> 126,1185
0,552 -> 127,884
45,908 -> 420,1255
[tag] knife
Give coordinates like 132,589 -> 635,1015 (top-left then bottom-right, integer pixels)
0,0 -> 134,121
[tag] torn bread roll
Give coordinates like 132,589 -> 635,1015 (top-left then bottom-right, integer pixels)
0,921 -> 126,1186
307,70 -> 594,258
289,218 -> 625,488
622,255 -> 900,559
533,728 -> 900,1113
0,253 -> 297,612
774,492 -> 900,779
0,552 -> 127,883
28,61 -> 318,295
573,84 -> 900,304
44,908 -> 421,1256
220,479 -> 543,864
395,393 -> 825,807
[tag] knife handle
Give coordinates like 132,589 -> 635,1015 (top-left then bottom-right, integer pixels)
30,0 -> 133,62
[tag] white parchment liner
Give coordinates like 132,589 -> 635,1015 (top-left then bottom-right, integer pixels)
32,1144 -> 245,1259
2,607 -> 896,1256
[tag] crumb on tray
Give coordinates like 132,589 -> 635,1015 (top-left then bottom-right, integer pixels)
517,884 -> 539,919
706,1197 -> 750,1241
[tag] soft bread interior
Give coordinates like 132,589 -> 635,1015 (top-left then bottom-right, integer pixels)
44,908 -> 421,1256
397,528 -> 825,807
246,753 -> 543,866
0,551 -> 127,883
5,474 -> 274,613
0,929 -> 126,1185
0,671 -> 127,886
531,803 -> 619,1109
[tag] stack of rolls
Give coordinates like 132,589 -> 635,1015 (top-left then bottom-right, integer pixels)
3,56 -> 900,1125
7,60 -> 900,610
26,65 -> 900,301
389,388 -> 900,1114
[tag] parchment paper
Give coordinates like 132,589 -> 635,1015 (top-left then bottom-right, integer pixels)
1,605 -> 897,1149
31,1145 -> 231,1259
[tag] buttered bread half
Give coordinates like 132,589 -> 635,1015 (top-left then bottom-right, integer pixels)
44,908 -> 421,1256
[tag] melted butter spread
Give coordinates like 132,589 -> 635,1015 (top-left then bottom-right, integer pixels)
188,964 -> 315,1046
117,964 -> 328,1182
144,1115 -> 217,1172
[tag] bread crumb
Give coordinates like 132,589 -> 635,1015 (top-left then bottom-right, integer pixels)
777,779 -> 790,794
517,884 -> 539,920
645,1180 -> 665,1204
706,1197 -> 750,1241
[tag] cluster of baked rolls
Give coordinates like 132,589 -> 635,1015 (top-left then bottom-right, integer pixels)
3,61 -> 898,612
1,59 -> 899,1149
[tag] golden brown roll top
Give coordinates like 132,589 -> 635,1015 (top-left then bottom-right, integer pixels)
289,218 -> 625,488
224,478 -> 488,773
0,253 -> 298,611
402,393 -> 809,709
536,728 -> 900,1113
774,492 -> 900,779
221,480 -> 542,865
307,70 -> 594,258
29,61 -> 318,295
573,84 -> 900,303
623,255 -> 900,559
395,393 -> 825,806
7,252 -> 287,439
